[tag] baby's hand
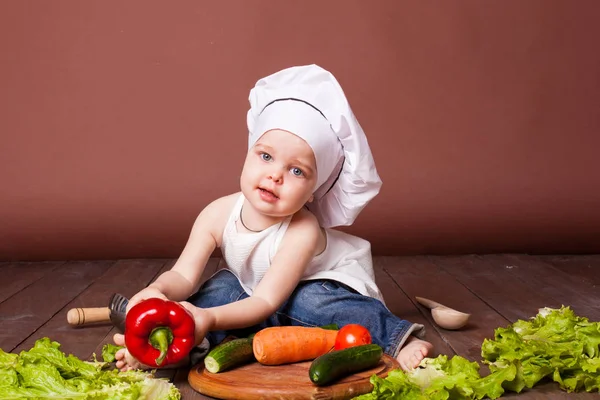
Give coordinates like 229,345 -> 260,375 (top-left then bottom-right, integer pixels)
126,287 -> 168,313
179,301 -> 213,347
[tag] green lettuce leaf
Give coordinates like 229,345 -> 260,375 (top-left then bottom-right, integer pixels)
356,306 -> 600,399
102,343 -> 125,363
357,369 -> 426,399
0,338 -> 180,400
355,354 -> 506,400
483,306 -> 600,393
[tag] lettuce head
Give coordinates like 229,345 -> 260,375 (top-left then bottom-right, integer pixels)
0,337 -> 180,399
356,306 -> 600,399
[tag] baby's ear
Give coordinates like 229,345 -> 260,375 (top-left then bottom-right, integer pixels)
307,194 -> 314,203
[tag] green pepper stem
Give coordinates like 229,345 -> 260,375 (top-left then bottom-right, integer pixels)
149,327 -> 174,366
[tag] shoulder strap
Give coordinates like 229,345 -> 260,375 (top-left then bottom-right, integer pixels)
269,215 -> 293,261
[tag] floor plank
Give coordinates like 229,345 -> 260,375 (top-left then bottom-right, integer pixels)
429,254 -> 600,399
0,260 -> 115,352
431,255 -> 556,322
2,255 -> 598,399
538,254 -> 600,287
373,257 -> 455,358
381,255 -> 509,362
0,261 -> 65,304
482,254 -> 600,321
14,259 -> 170,358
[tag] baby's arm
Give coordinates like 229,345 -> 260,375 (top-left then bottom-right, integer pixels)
184,209 -> 320,338
127,195 -> 234,310
114,204 -> 319,371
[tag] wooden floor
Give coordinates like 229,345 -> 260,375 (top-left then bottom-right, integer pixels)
1,254 -> 599,399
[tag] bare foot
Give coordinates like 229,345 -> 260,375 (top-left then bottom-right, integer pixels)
396,336 -> 433,371
113,333 -> 149,371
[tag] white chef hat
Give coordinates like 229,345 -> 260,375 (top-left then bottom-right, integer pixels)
246,64 -> 382,228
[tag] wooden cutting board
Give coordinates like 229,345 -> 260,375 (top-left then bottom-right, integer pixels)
188,354 -> 399,400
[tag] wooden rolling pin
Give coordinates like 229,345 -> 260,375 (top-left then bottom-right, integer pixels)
66,307 -> 111,326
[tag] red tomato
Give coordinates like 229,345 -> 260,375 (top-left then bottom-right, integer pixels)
334,324 -> 372,350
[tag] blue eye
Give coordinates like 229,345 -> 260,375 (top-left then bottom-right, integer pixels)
291,167 -> 304,177
260,153 -> 272,161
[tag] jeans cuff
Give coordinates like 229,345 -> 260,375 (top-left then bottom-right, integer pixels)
388,323 -> 426,358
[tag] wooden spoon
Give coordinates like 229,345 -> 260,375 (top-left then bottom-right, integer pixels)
415,296 -> 470,330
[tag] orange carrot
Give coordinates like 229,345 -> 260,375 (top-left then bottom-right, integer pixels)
252,326 -> 338,365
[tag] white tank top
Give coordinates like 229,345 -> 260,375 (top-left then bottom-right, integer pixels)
221,194 -> 384,302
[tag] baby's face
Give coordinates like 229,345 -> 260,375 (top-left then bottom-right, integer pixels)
240,129 -> 317,218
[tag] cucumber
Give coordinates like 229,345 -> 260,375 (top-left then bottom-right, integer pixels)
309,344 -> 383,386
204,338 -> 254,373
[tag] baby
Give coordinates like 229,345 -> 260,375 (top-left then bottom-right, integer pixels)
113,64 -> 432,372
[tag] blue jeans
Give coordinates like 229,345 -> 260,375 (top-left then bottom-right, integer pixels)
187,269 -> 422,357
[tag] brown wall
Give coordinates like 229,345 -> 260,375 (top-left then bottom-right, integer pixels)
1,1 -> 599,261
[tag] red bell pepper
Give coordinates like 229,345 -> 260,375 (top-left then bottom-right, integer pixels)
124,298 -> 195,367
